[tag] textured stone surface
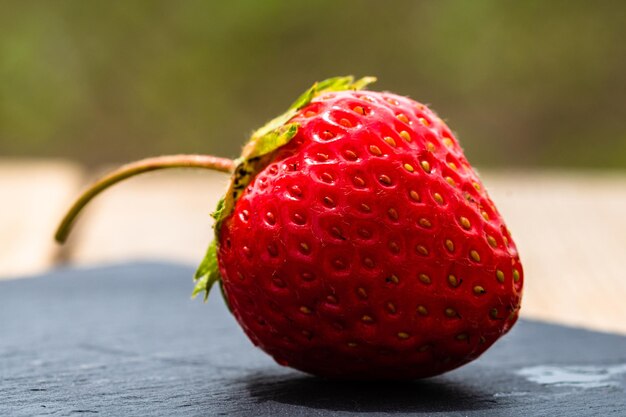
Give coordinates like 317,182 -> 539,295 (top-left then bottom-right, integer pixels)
1,263 -> 625,416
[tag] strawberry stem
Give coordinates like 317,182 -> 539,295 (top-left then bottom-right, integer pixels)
54,154 -> 235,244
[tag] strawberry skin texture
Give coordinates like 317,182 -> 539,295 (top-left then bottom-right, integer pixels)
217,90 -> 523,380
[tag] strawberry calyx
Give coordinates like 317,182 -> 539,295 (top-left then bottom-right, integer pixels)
193,75 -> 376,300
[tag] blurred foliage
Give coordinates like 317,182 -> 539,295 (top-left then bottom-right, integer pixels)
0,0 -> 624,168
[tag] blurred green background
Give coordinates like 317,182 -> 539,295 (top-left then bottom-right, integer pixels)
1,0 -> 625,168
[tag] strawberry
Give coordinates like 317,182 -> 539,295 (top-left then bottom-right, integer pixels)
56,76 -> 523,380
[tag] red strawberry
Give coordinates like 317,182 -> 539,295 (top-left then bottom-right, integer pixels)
56,76 -> 523,380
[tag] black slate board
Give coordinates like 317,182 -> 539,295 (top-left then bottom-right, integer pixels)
1,263 -> 625,416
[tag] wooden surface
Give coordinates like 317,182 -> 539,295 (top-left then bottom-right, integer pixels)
485,172 -> 626,335
2,160 -> 626,335
0,159 -> 83,278
1,263 -> 625,416
67,170 -> 228,266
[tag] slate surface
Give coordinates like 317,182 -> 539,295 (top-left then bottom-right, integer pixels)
1,263 -> 625,416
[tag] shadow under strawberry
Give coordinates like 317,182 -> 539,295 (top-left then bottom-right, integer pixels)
242,372 -> 496,413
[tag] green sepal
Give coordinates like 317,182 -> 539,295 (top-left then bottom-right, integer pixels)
192,239 -> 220,301
192,75 -> 376,301
211,196 -> 225,221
